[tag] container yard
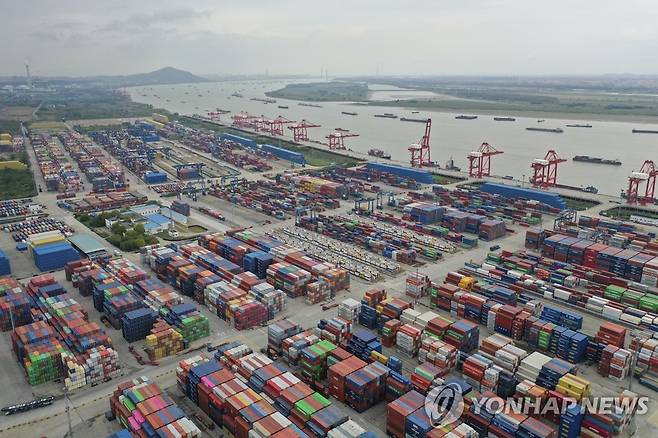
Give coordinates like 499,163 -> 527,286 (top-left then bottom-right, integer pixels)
2,123 -> 658,438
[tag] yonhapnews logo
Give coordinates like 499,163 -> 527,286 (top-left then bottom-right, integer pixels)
424,382 -> 464,428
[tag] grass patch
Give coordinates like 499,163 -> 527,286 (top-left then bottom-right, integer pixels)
29,121 -> 67,131
265,82 -> 369,102
432,173 -> 466,185
600,205 -> 658,220
187,225 -> 207,233
0,168 -> 37,200
0,120 -> 22,135
561,195 -> 600,211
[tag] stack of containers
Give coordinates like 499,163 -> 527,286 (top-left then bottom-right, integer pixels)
243,251 -> 274,279
396,324 -> 422,357
145,319 -> 185,360
418,338 -> 457,377
267,319 -> 303,356
300,340 -> 337,382
444,319 -> 479,353
386,391 -> 426,438
0,278 -> 32,330
162,303 -> 209,342
346,330 -> 382,362
267,262 -> 312,298
12,321 -> 71,385
406,273 -> 430,299
250,282 -> 287,319
121,308 -> 156,343
327,356 -> 367,402
0,250 -> 10,275
339,298 -> 362,323
598,344 -> 632,380
109,376 -> 201,437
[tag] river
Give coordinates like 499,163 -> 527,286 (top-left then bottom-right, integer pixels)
128,80 -> 658,196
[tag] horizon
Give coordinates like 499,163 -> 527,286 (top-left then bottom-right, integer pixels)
2,1 -> 658,77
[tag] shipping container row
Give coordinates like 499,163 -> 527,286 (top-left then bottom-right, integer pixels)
66,257 -> 209,351
87,128 -> 159,177
57,131 -> 126,192
6,274 -> 121,390
30,133 -> 83,193
209,179 -> 340,221
58,191 -> 148,213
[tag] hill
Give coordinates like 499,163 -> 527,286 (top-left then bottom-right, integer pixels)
119,67 -> 207,86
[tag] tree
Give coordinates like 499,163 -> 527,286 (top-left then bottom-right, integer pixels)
111,222 -> 126,235
133,223 -> 145,235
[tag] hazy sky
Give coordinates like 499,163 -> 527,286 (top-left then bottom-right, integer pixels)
2,0 -> 658,77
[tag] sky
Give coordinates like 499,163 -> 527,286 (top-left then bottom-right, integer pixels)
1,0 -> 658,77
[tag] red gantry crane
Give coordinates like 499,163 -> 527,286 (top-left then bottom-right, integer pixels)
253,115 -> 268,132
408,118 -> 432,168
627,160 -> 657,204
231,111 -> 257,129
531,149 -> 567,187
288,120 -> 321,142
467,142 -> 504,178
265,116 -> 295,136
326,131 -> 359,150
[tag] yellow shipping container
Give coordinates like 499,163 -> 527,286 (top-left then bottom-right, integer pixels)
29,234 -> 66,248
0,133 -> 12,141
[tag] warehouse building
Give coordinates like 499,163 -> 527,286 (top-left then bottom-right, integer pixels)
68,234 -> 107,260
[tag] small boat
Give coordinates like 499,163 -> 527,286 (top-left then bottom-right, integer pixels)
537,119 -> 545,123
278,105 -> 289,109
445,157 -> 461,171
411,111 -> 420,114
494,117 -> 516,122
368,148 -> 391,159
232,92 -> 243,98
455,115 -> 477,120
335,128 -> 350,132
342,111 -> 358,116
566,124 -> 593,128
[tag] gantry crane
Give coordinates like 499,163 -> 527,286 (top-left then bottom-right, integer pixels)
326,132 -> 359,150
231,112 -> 257,129
173,163 -> 207,189
467,142 -> 504,178
288,120 -> 321,142
408,118 -> 432,168
627,160 -> 657,204
266,116 -> 295,136
531,150 -> 566,187
253,115 -> 268,132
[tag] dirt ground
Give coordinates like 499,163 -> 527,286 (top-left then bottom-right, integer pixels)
0,106 -> 34,121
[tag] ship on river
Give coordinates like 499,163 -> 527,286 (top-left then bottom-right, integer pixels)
494,117 -> 516,121
342,111 -> 358,116
526,127 -> 564,133
456,115 -> 478,120
633,128 -> 658,134
566,123 -> 593,128
374,113 -> 398,119
573,155 -> 621,166
400,117 -> 429,123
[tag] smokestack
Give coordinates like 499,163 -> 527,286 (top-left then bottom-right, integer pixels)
25,60 -> 32,89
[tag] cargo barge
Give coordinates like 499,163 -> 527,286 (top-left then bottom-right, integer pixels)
278,105 -> 288,109
526,127 -> 564,133
493,116 -> 516,121
367,148 -> 391,159
399,117 -> 428,123
455,115 -> 478,120
632,128 -> 658,134
573,155 -> 621,166
341,111 -> 357,116
299,102 -> 323,108
374,113 -> 398,119
566,123 -> 592,128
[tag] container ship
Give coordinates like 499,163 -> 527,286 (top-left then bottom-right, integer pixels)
374,113 -> 398,119
342,111 -> 358,116
400,117 -> 429,123
573,155 -> 622,166
632,128 -> 658,134
526,127 -> 564,133
494,117 -> 516,121
368,148 -> 391,159
566,123 -> 592,128
456,115 -> 478,120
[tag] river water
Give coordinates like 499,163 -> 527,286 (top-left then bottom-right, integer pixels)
128,80 -> 658,196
